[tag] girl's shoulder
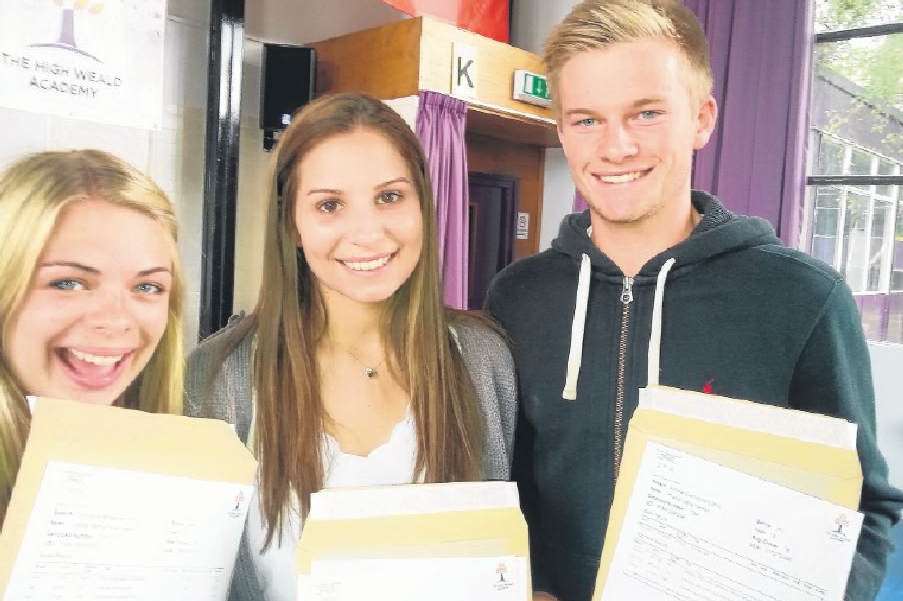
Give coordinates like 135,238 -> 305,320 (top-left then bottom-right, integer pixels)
184,313 -> 255,420
189,314 -> 254,368
446,311 -> 509,355
447,312 -> 514,383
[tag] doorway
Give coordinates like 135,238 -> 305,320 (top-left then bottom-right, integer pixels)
467,171 -> 518,309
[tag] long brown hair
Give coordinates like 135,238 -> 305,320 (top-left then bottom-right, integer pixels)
235,93 -> 483,545
0,149 -> 184,524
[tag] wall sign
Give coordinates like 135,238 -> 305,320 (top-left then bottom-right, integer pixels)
516,212 -> 529,240
451,43 -> 476,99
512,69 -> 551,108
0,0 -> 167,129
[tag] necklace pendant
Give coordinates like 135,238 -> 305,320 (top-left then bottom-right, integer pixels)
365,367 -> 377,379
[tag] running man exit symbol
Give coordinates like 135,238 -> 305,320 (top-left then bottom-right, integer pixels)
451,43 -> 477,98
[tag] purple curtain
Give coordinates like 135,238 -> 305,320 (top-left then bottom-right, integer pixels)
415,91 -> 469,309
683,0 -> 813,247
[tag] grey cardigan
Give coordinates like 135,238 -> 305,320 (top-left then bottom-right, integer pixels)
184,315 -> 517,601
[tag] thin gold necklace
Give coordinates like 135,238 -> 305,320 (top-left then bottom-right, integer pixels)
329,340 -> 385,379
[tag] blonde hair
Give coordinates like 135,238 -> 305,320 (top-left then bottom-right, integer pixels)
0,149 -> 185,523
219,93 -> 484,547
544,0 -> 713,111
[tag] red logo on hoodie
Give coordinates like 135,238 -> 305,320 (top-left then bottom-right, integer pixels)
702,379 -> 715,394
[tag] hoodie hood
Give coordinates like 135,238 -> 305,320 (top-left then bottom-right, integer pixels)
551,191 -> 781,279
554,191 -> 781,400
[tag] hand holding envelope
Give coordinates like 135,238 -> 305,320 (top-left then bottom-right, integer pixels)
0,398 -> 257,601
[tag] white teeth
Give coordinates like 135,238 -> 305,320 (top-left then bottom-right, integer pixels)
69,349 -> 124,366
598,171 -> 645,184
342,255 -> 392,272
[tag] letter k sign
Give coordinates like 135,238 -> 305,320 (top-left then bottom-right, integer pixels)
457,56 -> 474,88
451,43 -> 477,98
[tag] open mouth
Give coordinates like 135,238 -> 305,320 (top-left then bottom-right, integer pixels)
57,347 -> 134,390
338,251 -> 398,273
593,167 -> 653,184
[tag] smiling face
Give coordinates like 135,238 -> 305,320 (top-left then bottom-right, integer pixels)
557,38 -> 716,230
5,199 -> 173,405
293,128 -> 424,308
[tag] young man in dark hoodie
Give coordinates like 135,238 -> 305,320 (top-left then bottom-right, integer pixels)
485,2 -> 903,601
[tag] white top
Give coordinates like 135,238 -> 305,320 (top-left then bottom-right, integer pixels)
245,410 -> 417,601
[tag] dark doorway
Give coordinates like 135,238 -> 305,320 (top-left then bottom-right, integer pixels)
468,172 -> 518,309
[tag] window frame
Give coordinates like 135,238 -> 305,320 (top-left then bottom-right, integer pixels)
808,19 -> 903,190
805,17 -> 903,300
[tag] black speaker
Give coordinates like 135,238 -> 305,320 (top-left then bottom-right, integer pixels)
260,44 -> 316,140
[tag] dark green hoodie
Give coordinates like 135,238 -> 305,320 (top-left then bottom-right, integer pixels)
486,192 -> 903,601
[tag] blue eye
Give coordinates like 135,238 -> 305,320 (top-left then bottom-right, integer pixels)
638,110 -> 663,121
50,279 -> 85,291
377,191 -> 402,204
574,118 -> 597,127
317,199 -> 341,214
135,282 -> 165,295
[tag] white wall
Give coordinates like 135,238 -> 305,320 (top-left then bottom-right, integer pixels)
232,39 -> 270,317
384,95 -> 420,131
870,343 -> 903,490
538,147 -> 575,250
0,0 -> 210,350
511,0 -> 577,55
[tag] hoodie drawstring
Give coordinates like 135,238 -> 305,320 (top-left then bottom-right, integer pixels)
561,256 -> 677,399
562,254 -> 592,400
647,257 -> 676,387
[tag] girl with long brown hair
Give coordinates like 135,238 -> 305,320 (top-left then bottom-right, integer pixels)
185,93 -> 516,601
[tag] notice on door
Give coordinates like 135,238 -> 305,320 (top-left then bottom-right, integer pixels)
516,212 -> 529,240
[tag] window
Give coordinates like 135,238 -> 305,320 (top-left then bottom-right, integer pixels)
809,133 -> 900,294
803,0 -> 903,343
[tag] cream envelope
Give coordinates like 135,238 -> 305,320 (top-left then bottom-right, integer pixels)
306,555 -> 527,601
296,482 -> 531,600
592,385 -> 863,600
0,397 -> 257,598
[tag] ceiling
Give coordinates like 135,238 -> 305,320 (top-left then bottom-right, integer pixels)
246,0 -> 407,45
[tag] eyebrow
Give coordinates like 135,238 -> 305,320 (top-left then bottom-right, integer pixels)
305,177 -> 411,196
137,267 -> 172,277
565,98 -> 667,116
376,177 -> 411,188
630,97 -> 667,108
39,261 -> 100,274
38,261 -> 171,277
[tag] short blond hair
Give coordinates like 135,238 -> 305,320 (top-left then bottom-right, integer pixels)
544,0 -> 713,111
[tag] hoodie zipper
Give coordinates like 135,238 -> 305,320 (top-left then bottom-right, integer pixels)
614,276 -> 633,484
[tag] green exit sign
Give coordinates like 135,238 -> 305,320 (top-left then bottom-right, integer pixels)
513,70 -> 552,107
524,73 -> 549,99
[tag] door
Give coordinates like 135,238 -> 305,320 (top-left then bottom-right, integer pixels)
467,171 -> 518,309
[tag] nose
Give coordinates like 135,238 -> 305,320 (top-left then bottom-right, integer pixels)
86,289 -> 135,335
345,201 -> 384,246
598,122 -> 639,164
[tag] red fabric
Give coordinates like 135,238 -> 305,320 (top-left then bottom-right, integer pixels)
381,0 -> 509,42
